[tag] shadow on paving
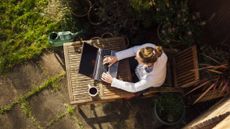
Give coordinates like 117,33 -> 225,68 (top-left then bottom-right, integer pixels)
76,98 -> 173,129
77,101 -> 129,129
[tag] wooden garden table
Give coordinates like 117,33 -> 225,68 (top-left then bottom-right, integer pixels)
64,37 -> 134,105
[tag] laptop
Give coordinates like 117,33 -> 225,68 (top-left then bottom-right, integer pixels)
78,43 -> 119,81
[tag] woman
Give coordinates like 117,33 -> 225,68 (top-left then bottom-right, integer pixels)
101,43 -> 168,93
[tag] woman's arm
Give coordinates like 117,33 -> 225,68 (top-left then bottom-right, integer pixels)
115,45 -> 140,61
103,45 -> 140,66
101,72 -> 160,93
111,77 -> 162,93
115,43 -> 156,61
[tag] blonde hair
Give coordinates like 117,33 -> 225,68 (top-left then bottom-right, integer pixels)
139,46 -> 163,64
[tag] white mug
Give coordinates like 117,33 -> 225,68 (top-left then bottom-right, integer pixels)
88,84 -> 99,97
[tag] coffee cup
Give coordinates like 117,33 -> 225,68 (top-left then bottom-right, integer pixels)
88,84 -> 99,97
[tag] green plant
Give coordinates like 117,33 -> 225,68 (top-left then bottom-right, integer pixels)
154,0 -> 204,47
154,93 -> 185,125
51,80 -> 63,92
65,104 -> 75,115
0,101 -> 18,114
130,0 -> 152,12
45,104 -> 76,128
70,115 -> 85,129
184,46 -> 230,103
24,72 -> 65,99
0,0 -> 74,73
64,104 -> 84,129
20,100 -> 43,129
129,0 -> 156,28
45,111 -> 66,128
69,0 -> 92,17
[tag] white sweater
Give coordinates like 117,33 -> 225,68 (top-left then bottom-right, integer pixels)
111,43 -> 168,93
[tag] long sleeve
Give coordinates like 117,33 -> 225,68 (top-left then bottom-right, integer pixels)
115,43 -> 156,61
111,76 -> 162,93
111,45 -> 168,93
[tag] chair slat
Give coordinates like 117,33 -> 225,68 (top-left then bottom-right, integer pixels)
173,46 -> 199,87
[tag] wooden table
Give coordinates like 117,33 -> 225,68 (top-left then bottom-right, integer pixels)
64,37 -> 134,105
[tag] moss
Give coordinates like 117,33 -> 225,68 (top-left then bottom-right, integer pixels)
20,100 -> 43,129
0,72 -> 65,115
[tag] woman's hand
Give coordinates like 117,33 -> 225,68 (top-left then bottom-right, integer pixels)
103,56 -> 118,67
101,72 -> 113,84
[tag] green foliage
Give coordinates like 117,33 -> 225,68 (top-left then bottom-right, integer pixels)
130,0 -> 152,12
65,104 -> 75,115
129,0 -> 155,28
155,93 -> 185,123
45,111 -> 66,128
128,0 -> 203,45
186,45 -> 230,103
0,101 -> 18,114
46,104 -> 75,128
200,45 -> 230,64
20,100 -> 43,129
20,100 -> 32,118
0,0 -> 70,73
51,77 -> 63,92
25,72 -> 65,99
71,115 -> 85,129
153,0 -> 204,47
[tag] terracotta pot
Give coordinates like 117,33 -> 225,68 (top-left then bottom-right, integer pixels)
71,0 -> 92,17
87,3 -> 104,25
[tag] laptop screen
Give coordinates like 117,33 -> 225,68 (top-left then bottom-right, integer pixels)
78,43 -> 98,78
78,43 -> 119,81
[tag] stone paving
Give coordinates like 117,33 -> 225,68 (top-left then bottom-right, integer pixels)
0,51 -> 178,129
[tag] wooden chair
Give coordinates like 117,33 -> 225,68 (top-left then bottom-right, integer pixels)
143,46 -> 199,97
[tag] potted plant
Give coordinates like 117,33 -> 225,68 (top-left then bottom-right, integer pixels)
184,46 -> 230,104
87,3 -> 105,25
70,0 -> 92,17
153,93 -> 185,125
